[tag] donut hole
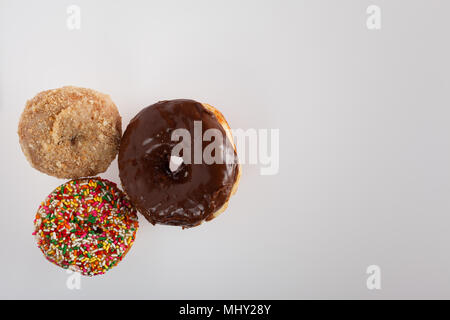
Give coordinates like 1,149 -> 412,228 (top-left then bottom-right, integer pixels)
162,149 -> 191,182
164,156 -> 189,182
70,135 -> 79,146
51,107 -> 90,147
143,144 -> 191,184
92,226 -> 104,235
169,155 -> 183,172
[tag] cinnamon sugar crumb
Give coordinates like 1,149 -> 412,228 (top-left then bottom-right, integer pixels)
18,86 -> 122,179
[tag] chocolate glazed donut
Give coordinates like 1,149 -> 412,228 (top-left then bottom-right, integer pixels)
118,99 -> 241,228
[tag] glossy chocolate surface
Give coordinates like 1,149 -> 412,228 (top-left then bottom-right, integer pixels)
118,99 -> 239,227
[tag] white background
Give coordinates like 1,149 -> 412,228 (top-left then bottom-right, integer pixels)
1,0 -> 450,299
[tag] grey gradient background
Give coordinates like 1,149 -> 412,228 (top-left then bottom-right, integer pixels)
1,0 -> 450,299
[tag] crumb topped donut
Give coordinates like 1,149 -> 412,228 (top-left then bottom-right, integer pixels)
33,178 -> 139,276
18,86 -> 122,179
118,99 -> 241,228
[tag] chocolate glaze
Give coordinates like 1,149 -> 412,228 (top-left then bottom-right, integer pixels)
118,99 -> 239,227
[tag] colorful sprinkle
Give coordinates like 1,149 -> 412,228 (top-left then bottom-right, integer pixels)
33,178 -> 139,276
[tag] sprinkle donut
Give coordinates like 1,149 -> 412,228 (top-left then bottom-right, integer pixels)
33,178 -> 139,276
